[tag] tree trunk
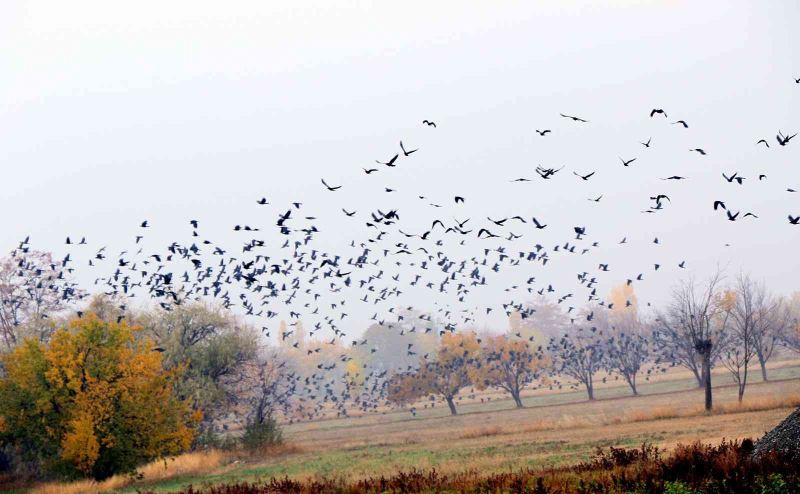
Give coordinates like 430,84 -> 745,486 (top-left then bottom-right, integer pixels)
586,381 -> 595,401
703,351 -> 713,411
739,365 -> 748,403
692,365 -> 703,388
445,395 -> 458,416
758,355 -> 769,382
626,374 -> 639,396
512,390 -> 524,408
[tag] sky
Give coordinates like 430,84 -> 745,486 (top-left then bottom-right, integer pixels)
1,1 -> 799,338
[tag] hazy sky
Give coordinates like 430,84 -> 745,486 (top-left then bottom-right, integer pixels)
2,1 -> 798,336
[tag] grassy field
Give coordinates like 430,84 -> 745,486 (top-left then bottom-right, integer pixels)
27,360 -> 800,494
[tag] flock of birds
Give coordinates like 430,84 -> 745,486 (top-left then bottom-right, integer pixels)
7,79 -> 799,420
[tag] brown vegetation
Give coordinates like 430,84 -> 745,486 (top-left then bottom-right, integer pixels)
135,440 -> 800,493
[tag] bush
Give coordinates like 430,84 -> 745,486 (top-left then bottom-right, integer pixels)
664,481 -> 700,494
135,440 -> 800,493
240,415 -> 283,451
0,314 -> 200,480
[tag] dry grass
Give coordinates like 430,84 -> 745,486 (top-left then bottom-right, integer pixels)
626,393 -> 800,423
31,450 -> 229,494
451,393 -> 800,440
458,425 -> 503,439
22,365 -> 800,493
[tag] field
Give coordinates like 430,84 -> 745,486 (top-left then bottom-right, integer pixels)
28,360 -> 800,494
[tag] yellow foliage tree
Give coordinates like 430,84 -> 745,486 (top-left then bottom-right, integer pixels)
473,335 -> 549,408
609,283 -> 638,314
0,313 -> 200,479
393,332 -> 481,416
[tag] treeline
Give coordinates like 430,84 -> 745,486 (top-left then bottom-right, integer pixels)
385,273 -> 800,415
1,251 -> 800,482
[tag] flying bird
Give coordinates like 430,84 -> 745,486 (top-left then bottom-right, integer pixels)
377,154 -> 399,167
400,141 -> 418,156
559,113 -> 588,122
422,119 -> 437,127
777,131 -> 797,146
321,178 -> 342,191
619,157 -> 637,167
536,129 -> 551,136
650,109 -> 667,118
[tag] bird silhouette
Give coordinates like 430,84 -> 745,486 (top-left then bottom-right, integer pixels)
560,113 -> 588,122
400,141 -> 418,156
321,178 -> 342,191
376,154 -> 399,167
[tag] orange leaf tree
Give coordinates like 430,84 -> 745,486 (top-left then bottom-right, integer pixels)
473,335 -> 549,408
0,313 -> 199,480
387,332 -> 480,416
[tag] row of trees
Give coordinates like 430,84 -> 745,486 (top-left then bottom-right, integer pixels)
385,274 -> 800,415
2,250 -> 800,477
386,332 -> 549,414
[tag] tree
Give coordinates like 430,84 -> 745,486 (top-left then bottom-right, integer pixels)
751,293 -> 789,383
0,250 -> 84,353
0,314 -> 199,479
473,335 -> 547,408
386,370 -> 423,407
135,303 -> 258,437
721,278 -> 756,402
780,293 -> 800,356
605,329 -> 651,396
387,332 -> 479,416
654,272 -> 730,411
518,297 -> 570,339
605,284 -> 651,396
238,349 -> 293,450
548,320 -> 606,401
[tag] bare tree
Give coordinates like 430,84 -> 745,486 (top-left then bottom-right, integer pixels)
244,349 -> 296,425
605,324 -> 651,396
548,321 -> 606,401
750,283 -> 788,382
781,296 -> 800,355
721,275 -> 758,402
654,272 -> 730,411
0,249 -> 83,352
